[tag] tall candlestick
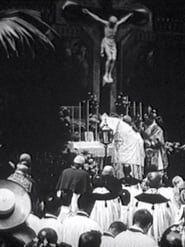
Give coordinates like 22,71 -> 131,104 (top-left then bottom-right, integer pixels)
126,96 -> 129,115
79,102 -> 81,141
71,106 -> 74,138
95,106 -> 99,141
133,101 -> 136,117
139,102 -> 143,120
87,100 -> 89,134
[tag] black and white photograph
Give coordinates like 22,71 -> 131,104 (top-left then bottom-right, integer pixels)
0,0 -> 184,246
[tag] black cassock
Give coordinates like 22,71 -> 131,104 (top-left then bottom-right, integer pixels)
56,167 -> 91,195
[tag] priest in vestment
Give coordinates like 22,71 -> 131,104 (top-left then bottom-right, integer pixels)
142,110 -> 168,173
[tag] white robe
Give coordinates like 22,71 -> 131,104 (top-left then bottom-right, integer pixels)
115,226 -> 158,247
90,187 -> 121,231
62,211 -> 101,247
131,188 -> 175,242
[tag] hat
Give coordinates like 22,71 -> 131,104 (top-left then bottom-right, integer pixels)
0,179 -> 31,231
73,155 -> 85,165
19,153 -> 31,167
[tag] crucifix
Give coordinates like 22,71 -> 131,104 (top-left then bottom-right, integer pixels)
62,1 -> 151,112
82,8 -> 133,84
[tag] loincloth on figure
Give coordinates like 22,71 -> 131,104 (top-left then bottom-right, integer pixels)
101,37 -> 117,60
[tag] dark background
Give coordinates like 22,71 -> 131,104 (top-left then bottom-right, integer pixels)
0,0 -> 184,190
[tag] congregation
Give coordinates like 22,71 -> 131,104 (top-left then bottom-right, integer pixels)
0,147 -> 184,247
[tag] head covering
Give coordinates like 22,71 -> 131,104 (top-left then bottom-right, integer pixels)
0,179 -> 31,231
19,153 -> 32,167
102,165 -> 114,176
73,155 -> 85,165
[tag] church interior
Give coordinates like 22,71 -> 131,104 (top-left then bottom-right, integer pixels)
0,0 -> 184,184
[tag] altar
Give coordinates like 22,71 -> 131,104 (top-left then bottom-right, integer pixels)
68,141 -> 114,157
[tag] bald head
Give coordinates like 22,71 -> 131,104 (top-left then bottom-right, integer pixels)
102,165 -> 114,176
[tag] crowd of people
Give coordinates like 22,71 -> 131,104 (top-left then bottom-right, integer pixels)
0,149 -> 184,247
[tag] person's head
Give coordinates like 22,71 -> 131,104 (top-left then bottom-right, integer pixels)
108,221 -> 127,237
108,16 -> 118,27
26,228 -> 58,247
38,228 -> 58,245
172,176 -> 184,188
147,171 -> 163,188
160,224 -> 183,247
133,209 -> 153,234
43,195 -> 62,216
77,193 -> 95,215
78,231 -> 101,247
12,224 -> 36,246
19,153 -> 32,166
102,165 -> 114,176
122,115 -> 132,125
16,162 -> 30,174
73,155 -> 85,169
17,153 -> 32,174
144,113 -> 154,126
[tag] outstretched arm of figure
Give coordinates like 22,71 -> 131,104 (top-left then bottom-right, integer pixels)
82,8 -> 108,25
117,13 -> 133,26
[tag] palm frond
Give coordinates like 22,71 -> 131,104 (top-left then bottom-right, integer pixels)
0,9 -> 59,58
